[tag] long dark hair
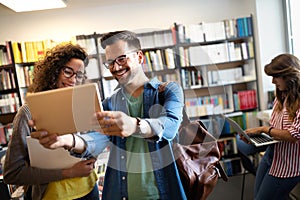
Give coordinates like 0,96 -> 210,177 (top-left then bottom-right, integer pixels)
264,53 -> 300,119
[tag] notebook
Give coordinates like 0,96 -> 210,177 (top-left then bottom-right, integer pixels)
26,136 -> 82,169
222,114 -> 279,147
26,83 -> 102,135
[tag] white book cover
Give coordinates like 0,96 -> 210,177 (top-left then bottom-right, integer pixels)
26,136 -> 81,169
186,24 -> 204,43
189,46 -> 210,66
203,21 -> 226,41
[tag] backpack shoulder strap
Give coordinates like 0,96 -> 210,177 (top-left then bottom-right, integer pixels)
158,82 -> 190,125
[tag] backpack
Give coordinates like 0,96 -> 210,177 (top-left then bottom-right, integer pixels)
158,82 -> 228,200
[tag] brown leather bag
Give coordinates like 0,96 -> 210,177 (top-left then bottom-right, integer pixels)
159,82 -> 228,200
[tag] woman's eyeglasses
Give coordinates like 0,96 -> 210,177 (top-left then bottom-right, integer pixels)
62,66 -> 85,81
103,51 -> 138,69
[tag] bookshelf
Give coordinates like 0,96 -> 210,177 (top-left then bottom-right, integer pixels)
173,15 -> 259,176
75,15 -> 259,119
174,16 -> 259,119
0,42 -> 22,126
138,30 -> 179,83
74,15 -> 259,174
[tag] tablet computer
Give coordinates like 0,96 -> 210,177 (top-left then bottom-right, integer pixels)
26,83 -> 102,135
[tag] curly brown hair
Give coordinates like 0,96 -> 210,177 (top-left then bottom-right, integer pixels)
264,53 -> 300,120
28,43 -> 89,93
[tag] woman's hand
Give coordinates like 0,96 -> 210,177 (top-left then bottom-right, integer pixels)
244,126 -> 267,135
29,119 -> 73,149
239,126 -> 268,144
62,158 -> 96,178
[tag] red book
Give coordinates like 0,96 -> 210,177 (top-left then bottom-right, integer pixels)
0,126 -> 7,145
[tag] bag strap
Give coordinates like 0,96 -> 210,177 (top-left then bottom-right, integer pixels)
158,82 -> 190,125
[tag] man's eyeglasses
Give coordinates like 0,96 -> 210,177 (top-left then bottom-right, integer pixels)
62,66 -> 85,81
103,51 -> 138,69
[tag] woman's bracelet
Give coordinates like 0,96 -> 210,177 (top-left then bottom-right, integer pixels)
268,126 -> 274,137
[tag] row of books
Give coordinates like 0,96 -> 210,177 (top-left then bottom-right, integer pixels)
179,41 -> 254,67
75,31 -> 176,60
181,71 -> 256,89
181,68 -> 206,88
142,48 -> 176,72
0,93 -> 20,114
11,39 -> 75,63
217,136 -> 238,157
175,16 -> 253,44
0,44 -> 11,66
229,41 -> 254,60
224,17 -> 253,38
145,57 -> 252,90
207,67 -> 244,86
0,69 -> 16,90
181,66 -> 256,89
235,16 -> 253,37
137,30 -> 175,49
0,123 -> 13,146
74,16 -> 252,57
185,94 -> 229,117
16,65 -> 34,88
99,68 -> 179,90
233,90 -> 258,111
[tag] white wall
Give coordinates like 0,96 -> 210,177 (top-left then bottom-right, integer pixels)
0,0 -> 255,42
0,0 -> 286,110
254,0 -> 287,109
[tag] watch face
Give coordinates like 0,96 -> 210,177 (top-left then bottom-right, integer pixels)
139,119 -> 148,135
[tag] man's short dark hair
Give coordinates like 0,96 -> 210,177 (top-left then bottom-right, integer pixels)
100,30 -> 141,50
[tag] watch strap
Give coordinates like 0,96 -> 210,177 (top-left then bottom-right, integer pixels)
135,117 -> 142,135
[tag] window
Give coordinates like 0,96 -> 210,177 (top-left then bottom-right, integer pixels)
285,0 -> 300,58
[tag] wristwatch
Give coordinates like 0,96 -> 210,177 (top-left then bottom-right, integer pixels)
135,117 -> 148,135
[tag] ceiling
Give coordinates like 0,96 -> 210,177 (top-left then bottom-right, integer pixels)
0,0 -> 142,16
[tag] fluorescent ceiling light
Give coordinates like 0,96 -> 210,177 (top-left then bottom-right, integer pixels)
0,0 -> 67,12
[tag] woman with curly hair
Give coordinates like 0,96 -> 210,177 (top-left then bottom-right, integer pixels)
3,43 -> 100,200
242,54 -> 300,200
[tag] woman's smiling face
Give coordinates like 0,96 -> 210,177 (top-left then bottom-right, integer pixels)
57,58 -> 85,88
